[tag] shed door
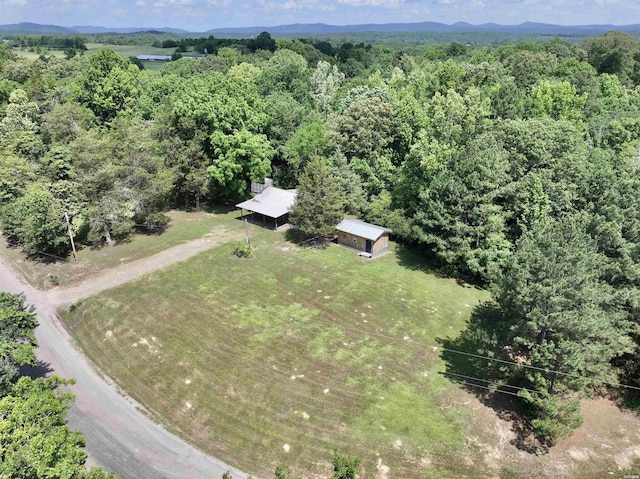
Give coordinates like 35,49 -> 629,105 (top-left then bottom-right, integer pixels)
365,239 -> 372,254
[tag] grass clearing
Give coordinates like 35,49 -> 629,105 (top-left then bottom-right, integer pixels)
0,208 -> 240,290
57,214 -> 640,478
60,218 -> 490,478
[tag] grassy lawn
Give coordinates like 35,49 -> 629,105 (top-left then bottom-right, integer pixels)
61,221 -> 491,478
0,208 -> 241,290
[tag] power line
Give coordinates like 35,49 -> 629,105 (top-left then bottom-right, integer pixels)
442,371 -> 550,397
442,374 -> 526,399
304,316 -> 640,392
439,347 -> 640,392
218,260 -> 640,394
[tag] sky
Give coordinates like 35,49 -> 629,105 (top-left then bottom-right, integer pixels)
0,0 -> 638,31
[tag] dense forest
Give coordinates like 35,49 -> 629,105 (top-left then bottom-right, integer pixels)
2,30 -> 640,445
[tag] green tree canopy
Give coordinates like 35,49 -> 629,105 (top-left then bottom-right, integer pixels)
587,31 -> 639,85
73,48 -> 140,123
208,129 -> 274,198
0,293 -> 37,396
0,183 -> 70,256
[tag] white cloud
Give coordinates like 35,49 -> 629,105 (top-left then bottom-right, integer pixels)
259,0 -> 334,11
154,0 -> 194,7
337,0 -> 404,6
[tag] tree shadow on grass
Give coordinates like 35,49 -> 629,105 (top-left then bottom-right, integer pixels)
438,302 -> 545,453
393,242 -> 442,275
394,242 -> 485,289
283,228 -> 329,249
23,249 -> 73,265
202,203 -> 237,215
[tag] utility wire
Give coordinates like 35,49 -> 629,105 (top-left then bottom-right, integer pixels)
439,347 -> 640,392
442,371 -> 550,396
442,375 -> 527,399
305,315 -> 640,392
220,261 -> 640,394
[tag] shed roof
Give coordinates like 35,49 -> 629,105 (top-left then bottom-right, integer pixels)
137,54 -> 172,61
336,219 -> 392,241
236,186 -> 297,219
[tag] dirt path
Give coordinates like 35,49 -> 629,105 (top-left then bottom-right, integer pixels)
0,239 -> 249,479
48,237 -> 217,306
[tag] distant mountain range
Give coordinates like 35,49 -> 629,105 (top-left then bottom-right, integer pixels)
71,26 -> 189,34
205,21 -> 640,36
0,22 -> 75,34
1,20 -> 640,36
0,22 -> 188,34
205,22 -> 640,35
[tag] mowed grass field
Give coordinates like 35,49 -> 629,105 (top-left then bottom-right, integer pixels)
61,211 -> 493,478
0,209 -> 238,290
84,42 -> 173,56
14,43 -> 201,69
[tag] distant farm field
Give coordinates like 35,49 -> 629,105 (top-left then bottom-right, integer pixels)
84,42 -> 173,57
13,48 -> 66,59
13,43 -> 201,66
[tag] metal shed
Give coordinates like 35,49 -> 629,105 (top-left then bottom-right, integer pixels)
336,219 -> 392,258
136,54 -> 172,61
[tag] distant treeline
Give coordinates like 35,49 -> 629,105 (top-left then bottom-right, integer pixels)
3,35 -> 87,50
153,32 -> 340,56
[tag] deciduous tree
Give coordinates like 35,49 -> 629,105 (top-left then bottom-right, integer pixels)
73,48 -> 140,122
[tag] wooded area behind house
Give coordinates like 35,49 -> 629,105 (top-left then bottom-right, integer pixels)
2,29 -> 640,447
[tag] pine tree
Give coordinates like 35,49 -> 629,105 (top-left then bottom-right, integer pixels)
496,215 -> 635,443
290,158 -> 345,239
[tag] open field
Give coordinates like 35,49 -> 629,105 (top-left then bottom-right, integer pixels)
0,208 -> 239,290
59,214 -> 640,479
84,42 -> 172,56
13,43 -> 202,64
13,48 -> 66,59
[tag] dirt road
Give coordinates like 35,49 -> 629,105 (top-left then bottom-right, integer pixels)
0,239 -> 248,479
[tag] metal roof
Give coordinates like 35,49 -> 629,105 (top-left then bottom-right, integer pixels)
336,219 -> 392,241
136,54 -> 172,61
236,186 -> 297,219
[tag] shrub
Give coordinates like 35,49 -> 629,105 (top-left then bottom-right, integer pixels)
233,242 -> 253,258
144,212 -> 170,234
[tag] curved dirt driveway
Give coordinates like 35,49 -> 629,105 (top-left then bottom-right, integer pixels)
0,239 -> 249,479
